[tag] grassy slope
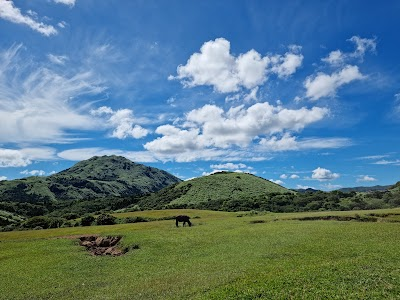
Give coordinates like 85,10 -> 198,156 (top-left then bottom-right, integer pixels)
1,208 -> 400,299
138,172 -> 291,209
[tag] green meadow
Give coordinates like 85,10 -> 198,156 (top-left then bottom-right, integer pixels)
1,209 -> 400,299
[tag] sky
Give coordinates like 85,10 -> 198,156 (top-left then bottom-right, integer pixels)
0,0 -> 399,190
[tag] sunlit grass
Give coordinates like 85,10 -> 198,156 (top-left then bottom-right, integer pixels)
1,208 -> 400,299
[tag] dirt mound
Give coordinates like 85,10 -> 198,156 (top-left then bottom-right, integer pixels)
79,235 -> 127,256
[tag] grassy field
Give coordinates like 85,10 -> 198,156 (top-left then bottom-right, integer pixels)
1,208 -> 400,299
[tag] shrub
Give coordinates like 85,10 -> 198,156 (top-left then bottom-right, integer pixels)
81,215 -> 95,226
96,213 -> 116,225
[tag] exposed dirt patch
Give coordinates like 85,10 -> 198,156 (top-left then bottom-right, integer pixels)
79,235 -> 128,256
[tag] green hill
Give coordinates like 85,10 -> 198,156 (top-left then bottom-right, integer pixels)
0,156 -> 181,203
134,171 -> 292,210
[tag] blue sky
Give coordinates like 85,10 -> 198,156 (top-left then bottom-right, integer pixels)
0,0 -> 399,190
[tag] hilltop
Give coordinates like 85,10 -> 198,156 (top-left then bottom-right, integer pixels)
0,155 -> 181,203
133,171 -> 292,211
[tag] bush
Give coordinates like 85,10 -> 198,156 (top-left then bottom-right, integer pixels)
81,215 -> 95,226
96,213 -> 116,225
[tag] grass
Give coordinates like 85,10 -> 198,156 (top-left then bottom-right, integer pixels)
1,208 -> 400,299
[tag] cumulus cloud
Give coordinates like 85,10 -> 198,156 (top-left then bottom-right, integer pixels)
280,174 -> 288,179
0,147 -> 56,168
304,65 -> 364,100
357,175 -> 377,182
0,148 -> 31,167
270,179 -> 284,185
311,167 -> 340,181
53,0 -> 76,7
145,102 -> 328,157
0,44 -> 106,144
90,106 -> 149,139
290,174 -> 300,179
0,176 -> 7,181
20,169 -> 46,176
0,0 -> 57,36
170,38 -> 303,93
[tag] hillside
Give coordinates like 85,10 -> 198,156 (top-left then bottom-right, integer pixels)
338,185 -> 393,193
0,156 -> 181,203
134,171 -> 292,210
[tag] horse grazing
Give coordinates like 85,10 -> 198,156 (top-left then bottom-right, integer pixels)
175,215 -> 192,227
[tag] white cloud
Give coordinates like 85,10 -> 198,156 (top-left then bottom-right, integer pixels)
322,36 -> 376,66
57,21 -> 68,28
311,167 -> 340,181
357,175 -> 377,182
259,134 -> 351,152
321,183 -> 342,190
170,38 -> 303,93
270,179 -> 284,185
280,174 -> 288,179
0,44 -> 106,144
53,0 -> 76,7
322,50 -> 345,66
210,162 -> 249,170
348,36 -> 376,59
270,49 -> 304,78
57,148 -> 158,163
0,147 -> 56,168
145,102 -> 328,157
0,176 -> 7,181
20,169 -> 46,176
208,162 -> 254,174
372,159 -> 400,165
304,65 -> 364,100
290,174 -> 300,179
47,54 -> 69,65
0,0 -> 57,36
90,106 -> 149,139
296,184 -> 315,190
0,148 -> 32,167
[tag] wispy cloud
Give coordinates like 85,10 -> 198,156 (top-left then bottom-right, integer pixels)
53,0 -> 76,8
0,44 -> 106,144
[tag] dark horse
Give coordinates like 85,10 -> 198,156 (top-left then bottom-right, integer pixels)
175,215 -> 192,227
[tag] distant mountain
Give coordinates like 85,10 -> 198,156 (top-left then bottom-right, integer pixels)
293,188 -> 321,193
133,171 -> 292,210
338,185 -> 393,193
0,156 -> 181,202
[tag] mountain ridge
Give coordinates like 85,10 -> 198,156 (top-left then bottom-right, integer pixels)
0,155 -> 182,202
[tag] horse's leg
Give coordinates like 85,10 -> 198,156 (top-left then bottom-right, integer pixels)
176,219 -> 179,227
183,221 -> 186,227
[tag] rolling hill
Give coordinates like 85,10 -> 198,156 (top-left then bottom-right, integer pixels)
133,171 -> 292,210
0,155 -> 182,203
